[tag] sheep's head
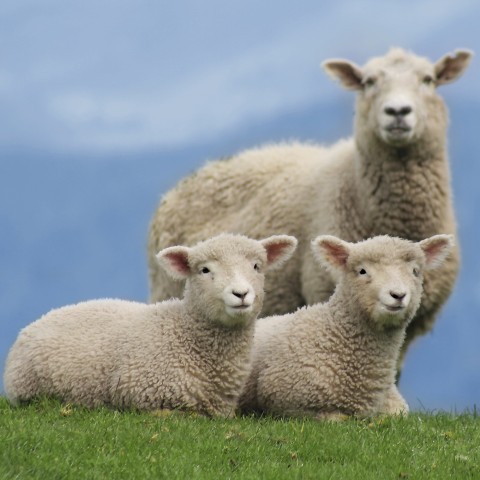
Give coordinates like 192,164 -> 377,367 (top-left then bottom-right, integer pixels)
156,233 -> 297,328
323,48 -> 473,149
312,234 -> 454,331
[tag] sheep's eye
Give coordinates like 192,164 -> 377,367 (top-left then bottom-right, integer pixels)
359,268 -> 367,276
413,267 -> 420,277
200,267 -> 210,274
254,263 -> 260,271
363,77 -> 375,88
423,75 -> 434,86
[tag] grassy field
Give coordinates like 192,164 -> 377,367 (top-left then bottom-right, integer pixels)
1,397 -> 479,480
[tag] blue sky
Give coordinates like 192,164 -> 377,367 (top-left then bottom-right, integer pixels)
1,0 -> 479,152
1,1 -> 479,410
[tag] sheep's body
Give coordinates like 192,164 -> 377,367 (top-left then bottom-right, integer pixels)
241,302 -> 408,418
240,234 -> 453,419
148,48 -> 472,362
5,299 -> 252,414
150,144 -> 334,314
4,234 -> 297,415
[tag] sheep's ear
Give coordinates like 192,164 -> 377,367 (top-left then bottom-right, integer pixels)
435,49 -> 473,86
418,235 -> 454,270
156,246 -> 191,280
322,59 -> 363,90
312,235 -> 351,270
260,235 -> 298,271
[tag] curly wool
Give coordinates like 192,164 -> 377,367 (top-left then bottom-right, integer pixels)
239,234 -> 453,419
4,234 -> 297,416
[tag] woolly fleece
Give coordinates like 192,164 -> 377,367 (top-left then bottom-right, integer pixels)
148,48 -> 472,364
239,234 -> 454,419
4,234 -> 297,416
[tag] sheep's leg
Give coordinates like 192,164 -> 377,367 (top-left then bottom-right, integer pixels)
381,385 -> 409,415
399,249 -> 460,377
313,411 -> 349,422
396,309 -> 437,384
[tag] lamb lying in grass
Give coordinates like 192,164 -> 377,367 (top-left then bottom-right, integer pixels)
4,233 -> 297,416
240,234 -> 453,420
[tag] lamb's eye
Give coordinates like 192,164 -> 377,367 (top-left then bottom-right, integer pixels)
359,268 -> 367,276
423,75 -> 434,86
200,267 -> 210,274
413,267 -> 420,277
254,263 -> 260,271
363,77 -> 375,88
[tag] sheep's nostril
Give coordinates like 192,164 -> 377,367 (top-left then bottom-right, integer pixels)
390,291 -> 406,301
233,291 -> 248,300
384,106 -> 413,117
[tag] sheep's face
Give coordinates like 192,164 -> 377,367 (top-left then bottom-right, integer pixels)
157,234 -> 297,328
323,48 -> 472,149
312,234 -> 454,332
345,259 -> 424,330
187,253 -> 266,328
356,51 -> 441,148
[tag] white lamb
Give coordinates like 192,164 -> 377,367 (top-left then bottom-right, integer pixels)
240,234 -> 454,420
4,233 -> 297,416
148,48 -> 472,366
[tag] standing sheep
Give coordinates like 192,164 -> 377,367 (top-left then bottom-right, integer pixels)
4,233 -> 297,416
240,234 -> 454,420
148,47 -> 472,365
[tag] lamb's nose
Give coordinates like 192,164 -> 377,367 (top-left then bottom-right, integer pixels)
232,290 -> 248,300
390,291 -> 406,301
384,105 -> 412,117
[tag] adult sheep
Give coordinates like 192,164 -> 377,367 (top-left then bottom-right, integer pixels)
239,234 -> 454,420
148,48 -> 472,364
4,233 -> 297,416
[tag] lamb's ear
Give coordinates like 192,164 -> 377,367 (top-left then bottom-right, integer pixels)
260,235 -> 298,271
322,59 -> 363,90
418,235 -> 454,270
435,49 -> 473,86
312,235 -> 351,271
156,246 -> 191,280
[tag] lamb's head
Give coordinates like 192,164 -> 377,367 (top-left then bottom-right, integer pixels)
312,234 -> 454,331
323,48 -> 472,149
156,233 -> 297,327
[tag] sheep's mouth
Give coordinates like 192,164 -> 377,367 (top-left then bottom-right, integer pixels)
226,304 -> 253,313
385,124 -> 412,137
382,125 -> 413,146
383,304 -> 405,313
387,126 -> 410,133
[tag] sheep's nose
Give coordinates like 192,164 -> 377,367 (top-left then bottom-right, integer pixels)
384,105 -> 412,117
232,290 -> 248,300
390,291 -> 406,301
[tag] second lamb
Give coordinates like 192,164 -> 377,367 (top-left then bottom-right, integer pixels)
240,234 -> 453,420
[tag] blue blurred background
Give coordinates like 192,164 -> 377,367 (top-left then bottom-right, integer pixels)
1,0 -> 479,411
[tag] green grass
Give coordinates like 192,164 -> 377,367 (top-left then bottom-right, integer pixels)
1,397 -> 479,479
